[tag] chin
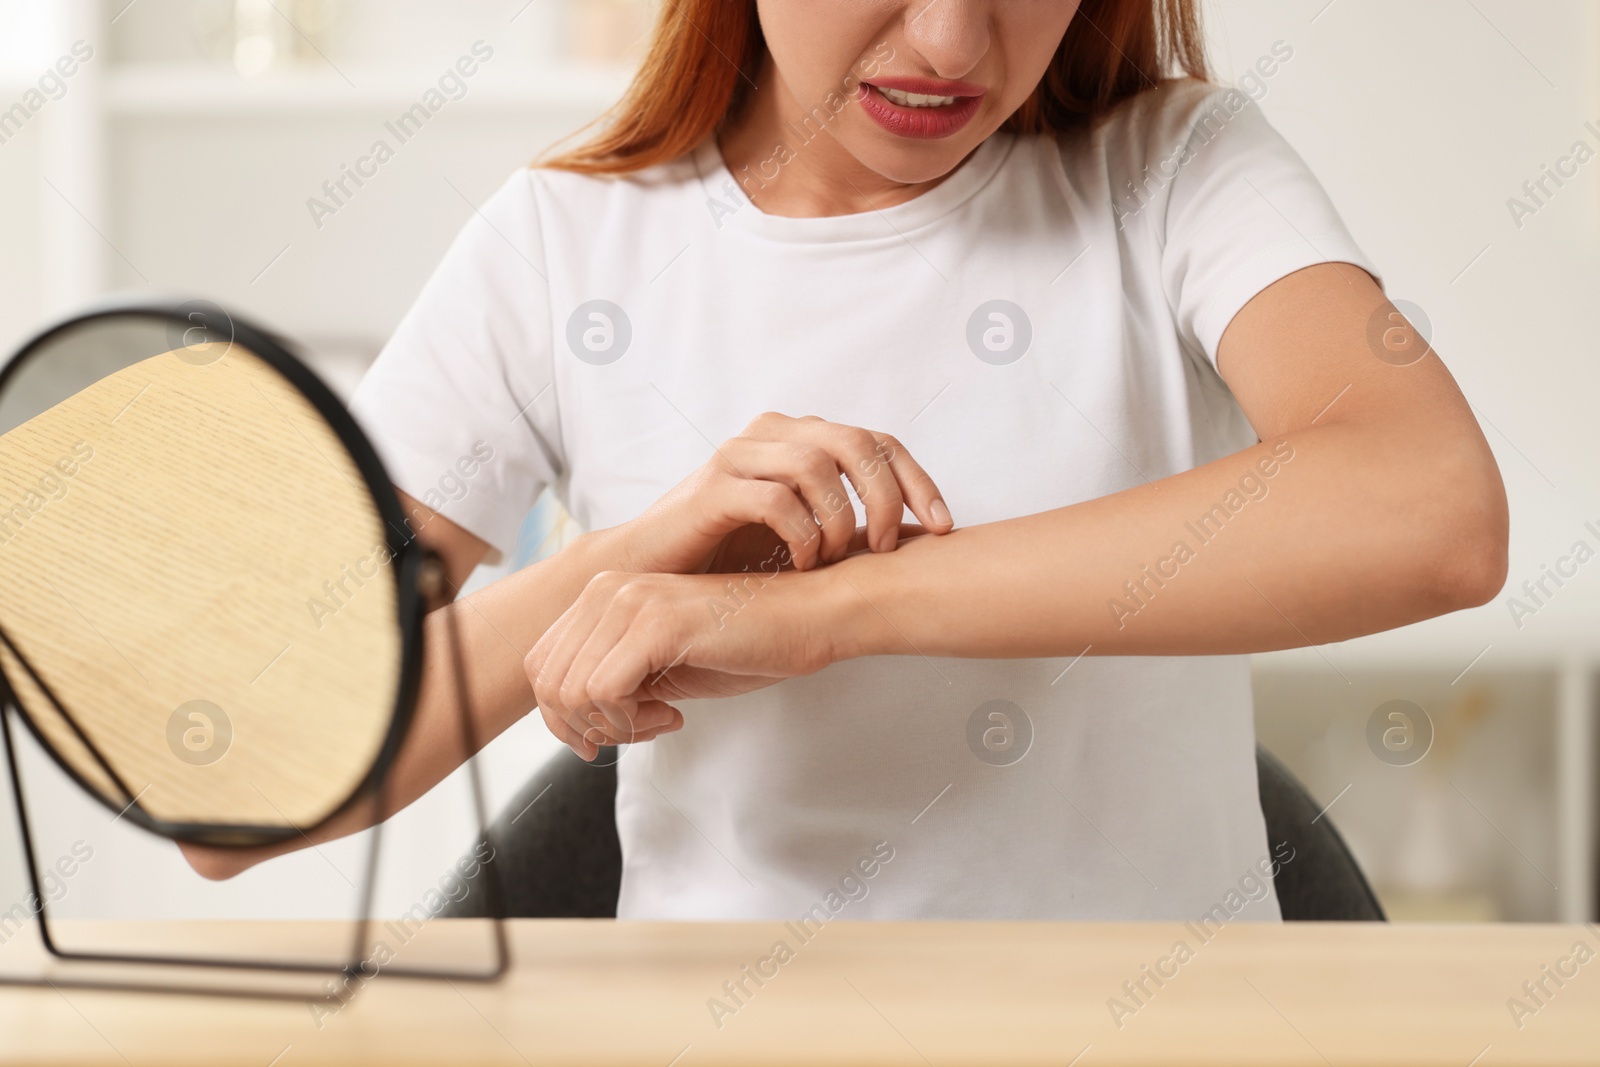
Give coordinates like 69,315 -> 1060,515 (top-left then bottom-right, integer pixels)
836,107 -> 1002,189
847,138 -> 982,187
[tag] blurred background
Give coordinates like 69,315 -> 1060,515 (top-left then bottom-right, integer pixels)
0,0 -> 1593,926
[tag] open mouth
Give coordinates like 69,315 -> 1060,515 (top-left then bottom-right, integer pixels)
857,78 -> 986,139
878,86 -> 964,108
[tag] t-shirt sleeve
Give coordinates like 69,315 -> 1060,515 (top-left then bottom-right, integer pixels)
1158,85 -> 1381,368
348,168 -> 561,564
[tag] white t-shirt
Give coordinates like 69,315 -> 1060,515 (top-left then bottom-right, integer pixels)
350,79 -> 1377,922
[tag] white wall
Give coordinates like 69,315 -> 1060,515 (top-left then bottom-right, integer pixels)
1212,0 -> 1600,654
1206,0 -> 1600,923
0,0 -> 597,924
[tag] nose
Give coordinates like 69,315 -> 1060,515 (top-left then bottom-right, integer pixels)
902,0 -> 991,81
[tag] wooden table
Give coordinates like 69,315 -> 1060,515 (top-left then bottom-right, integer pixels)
1,919 -> 1597,1065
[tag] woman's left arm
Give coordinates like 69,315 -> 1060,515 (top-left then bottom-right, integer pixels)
526,264 -> 1508,736
828,262 -> 1508,658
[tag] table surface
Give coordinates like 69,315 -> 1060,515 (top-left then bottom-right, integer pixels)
1,918 -> 1597,1066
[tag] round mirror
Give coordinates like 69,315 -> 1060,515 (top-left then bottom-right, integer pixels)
0,300 -> 421,847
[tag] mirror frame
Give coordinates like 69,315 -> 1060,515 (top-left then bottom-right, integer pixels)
0,295 -> 427,848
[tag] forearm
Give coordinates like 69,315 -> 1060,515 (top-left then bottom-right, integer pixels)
367,529 -> 624,802
823,421 -> 1507,661
187,526 -> 630,877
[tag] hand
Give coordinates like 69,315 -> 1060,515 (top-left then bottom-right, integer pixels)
524,569 -> 844,761
611,412 -> 954,576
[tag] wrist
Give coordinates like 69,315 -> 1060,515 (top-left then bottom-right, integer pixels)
574,523 -> 640,573
802,557 -> 902,664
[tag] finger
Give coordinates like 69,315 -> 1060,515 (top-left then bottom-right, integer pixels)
537,580 -> 686,749
578,703 -> 678,747
587,613 -> 690,722
873,434 -> 953,534
595,700 -> 681,742
582,695 -> 676,745
720,441 -> 844,572
526,609 -> 586,753
627,701 -> 682,734
628,716 -> 684,744
775,422 -> 904,558
833,427 -> 909,556
741,417 -> 948,557
535,647 -> 604,752
736,419 -> 864,566
577,693 -> 639,740
566,593 -> 690,745
708,451 -> 828,571
647,703 -> 685,730
539,701 -> 596,761
617,704 -> 684,744
842,522 -> 931,557
528,581 -> 619,748
559,583 -> 657,744
779,444 -> 859,565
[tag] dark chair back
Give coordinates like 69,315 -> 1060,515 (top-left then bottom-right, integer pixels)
451,748 -> 622,918
1255,745 -> 1386,920
447,745 -> 1385,921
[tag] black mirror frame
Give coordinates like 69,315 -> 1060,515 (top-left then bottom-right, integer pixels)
0,294 -> 425,848
0,296 -> 506,998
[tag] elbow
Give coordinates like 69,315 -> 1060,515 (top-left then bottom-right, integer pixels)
1446,523 -> 1509,610
1424,459 -> 1509,613
178,841 -> 251,882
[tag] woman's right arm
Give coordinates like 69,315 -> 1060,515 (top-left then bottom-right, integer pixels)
181,499 -> 659,880
183,414 -> 951,880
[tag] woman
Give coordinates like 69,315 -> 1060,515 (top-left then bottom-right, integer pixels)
200,0 -> 1507,921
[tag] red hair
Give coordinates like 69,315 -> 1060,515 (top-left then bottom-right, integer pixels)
544,0 -> 1208,175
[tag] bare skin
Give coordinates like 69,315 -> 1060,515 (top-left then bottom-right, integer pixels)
721,0 -> 1082,214
524,264 -> 1506,723
184,0 -> 1507,880
184,419 -> 951,878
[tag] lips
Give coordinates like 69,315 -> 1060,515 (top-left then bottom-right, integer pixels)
856,77 -> 986,140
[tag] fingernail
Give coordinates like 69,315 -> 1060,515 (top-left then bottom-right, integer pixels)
930,498 -> 952,527
874,528 -> 895,553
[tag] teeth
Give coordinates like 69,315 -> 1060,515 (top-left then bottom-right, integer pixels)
879,86 -> 958,108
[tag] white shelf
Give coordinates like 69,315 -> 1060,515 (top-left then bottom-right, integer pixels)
105,62 -> 632,116
1253,622 -> 1597,924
